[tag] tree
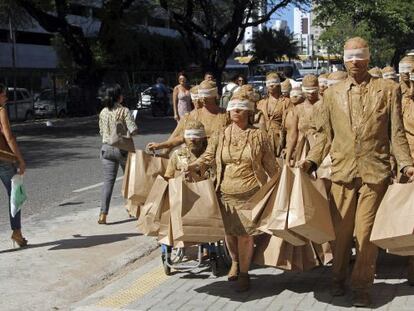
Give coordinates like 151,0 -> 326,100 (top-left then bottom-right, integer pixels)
318,16 -> 394,67
158,0 -> 309,88
5,0 -> 140,112
314,0 -> 414,67
253,28 -> 298,63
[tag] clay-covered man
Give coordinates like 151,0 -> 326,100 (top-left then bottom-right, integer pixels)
298,37 -> 414,307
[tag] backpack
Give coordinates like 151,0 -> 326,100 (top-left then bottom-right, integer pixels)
107,108 -> 135,152
220,84 -> 238,109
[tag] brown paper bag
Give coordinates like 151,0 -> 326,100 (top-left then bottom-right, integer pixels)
128,150 -> 168,204
266,166 -> 306,246
169,176 -> 225,243
387,246 -> 414,256
239,173 -> 280,224
137,175 -> 169,236
122,153 -> 132,198
288,168 -> 335,244
253,234 -> 293,269
370,183 -> 414,249
125,199 -> 140,218
253,234 -> 319,271
158,202 -> 173,246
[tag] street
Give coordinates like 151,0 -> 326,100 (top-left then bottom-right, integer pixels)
0,112 -> 176,231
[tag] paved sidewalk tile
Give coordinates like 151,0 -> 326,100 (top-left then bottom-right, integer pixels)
74,250 -> 414,311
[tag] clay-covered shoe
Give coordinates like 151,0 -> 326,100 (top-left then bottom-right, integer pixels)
353,290 -> 371,308
227,261 -> 239,281
235,272 -> 250,292
330,282 -> 345,297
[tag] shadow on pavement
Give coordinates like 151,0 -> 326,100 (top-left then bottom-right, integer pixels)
106,218 -> 137,225
195,252 -> 414,308
194,272 -> 324,302
0,232 -> 141,254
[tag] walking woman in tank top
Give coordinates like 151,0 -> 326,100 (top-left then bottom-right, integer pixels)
173,72 -> 192,122
0,84 -> 27,247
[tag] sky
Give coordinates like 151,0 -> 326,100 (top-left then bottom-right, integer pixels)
270,5 -> 294,30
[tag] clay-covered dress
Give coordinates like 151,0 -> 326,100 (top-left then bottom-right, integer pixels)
257,96 -> 290,156
196,125 -> 278,236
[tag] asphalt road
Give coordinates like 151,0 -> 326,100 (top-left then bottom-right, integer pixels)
0,111 -> 176,232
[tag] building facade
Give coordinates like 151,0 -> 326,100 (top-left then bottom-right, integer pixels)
293,6 -> 325,58
235,0 -> 267,55
272,19 -> 290,35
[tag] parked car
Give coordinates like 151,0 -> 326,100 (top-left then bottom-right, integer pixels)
136,86 -> 173,117
34,90 -> 68,118
6,88 -> 35,121
247,75 -> 267,96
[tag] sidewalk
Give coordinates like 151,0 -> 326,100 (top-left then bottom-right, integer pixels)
74,248 -> 414,311
0,183 -> 158,311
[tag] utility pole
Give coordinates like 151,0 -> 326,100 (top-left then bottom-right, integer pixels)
8,10 -> 18,120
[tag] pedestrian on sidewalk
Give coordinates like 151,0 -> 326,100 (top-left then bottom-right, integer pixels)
297,37 -> 414,307
188,89 -> 279,292
0,84 -> 27,247
98,84 -> 138,224
172,72 -> 192,122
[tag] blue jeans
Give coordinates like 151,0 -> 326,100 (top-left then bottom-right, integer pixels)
0,162 -> 19,230
100,145 -> 126,214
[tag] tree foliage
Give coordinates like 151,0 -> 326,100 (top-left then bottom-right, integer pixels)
314,0 -> 414,66
253,28 -> 298,63
159,0 -> 309,87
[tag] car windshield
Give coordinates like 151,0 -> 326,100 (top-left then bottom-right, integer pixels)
37,91 -> 53,101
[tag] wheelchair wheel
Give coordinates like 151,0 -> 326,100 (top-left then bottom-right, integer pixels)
161,255 -> 171,276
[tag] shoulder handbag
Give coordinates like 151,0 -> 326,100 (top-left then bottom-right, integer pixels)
107,108 -> 135,152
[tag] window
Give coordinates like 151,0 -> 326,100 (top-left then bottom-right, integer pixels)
16,92 -> 24,101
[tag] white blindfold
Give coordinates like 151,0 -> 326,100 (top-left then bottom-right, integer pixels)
226,99 -> 255,111
290,90 -> 303,97
318,78 -> 328,86
399,63 -> 413,74
302,86 -> 319,94
184,129 -> 206,139
343,48 -> 370,62
382,72 -> 396,79
198,88 -> 218,98
266,79 -> 281,87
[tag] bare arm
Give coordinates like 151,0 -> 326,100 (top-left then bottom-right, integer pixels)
285,109 -> 298,166
0,108 -> 25,174
172,86 -> 179,121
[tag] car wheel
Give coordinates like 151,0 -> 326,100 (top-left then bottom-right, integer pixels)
25,111 -> 34,121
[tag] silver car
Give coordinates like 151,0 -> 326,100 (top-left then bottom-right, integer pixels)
34,90 -> 68,118
6,88 -> 35,121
